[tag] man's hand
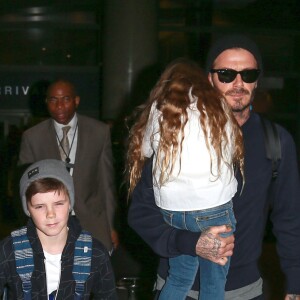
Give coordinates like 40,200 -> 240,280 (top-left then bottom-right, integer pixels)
285,295 -> 300,300
195,225 -> 234,266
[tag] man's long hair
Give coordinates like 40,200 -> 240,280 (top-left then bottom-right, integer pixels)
126,58 -> 244,195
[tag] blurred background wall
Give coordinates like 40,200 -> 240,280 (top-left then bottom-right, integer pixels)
0,0 -> 298,140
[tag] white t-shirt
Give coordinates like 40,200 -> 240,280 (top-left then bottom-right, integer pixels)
142,96 -> 237,211
44,251 -> 61,297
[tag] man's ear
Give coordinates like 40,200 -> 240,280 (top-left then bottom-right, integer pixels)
208,73 -> 214,87
75,96 -> 80,108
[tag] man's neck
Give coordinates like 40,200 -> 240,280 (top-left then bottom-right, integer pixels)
233,109 -> 251,126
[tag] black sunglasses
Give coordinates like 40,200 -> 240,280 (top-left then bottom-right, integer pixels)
210,69 -> 260,83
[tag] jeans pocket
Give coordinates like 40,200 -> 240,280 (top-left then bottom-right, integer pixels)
195,209 -> 235,234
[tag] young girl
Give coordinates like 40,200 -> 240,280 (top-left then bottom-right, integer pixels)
127,58 -> 244,300
0,159 -> 117,299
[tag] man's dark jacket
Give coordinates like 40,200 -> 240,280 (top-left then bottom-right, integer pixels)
128,112 -> 300,295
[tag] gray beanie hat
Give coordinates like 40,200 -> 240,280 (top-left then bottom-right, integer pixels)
205,34 -> 263,73
20,159 -> 74,216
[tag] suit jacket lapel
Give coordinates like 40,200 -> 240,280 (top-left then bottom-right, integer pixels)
73,114 -> 83,177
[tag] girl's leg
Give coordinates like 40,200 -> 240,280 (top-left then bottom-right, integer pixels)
159,254 -> 198,300
185,201 -> 235,300
199,256 -> 230,300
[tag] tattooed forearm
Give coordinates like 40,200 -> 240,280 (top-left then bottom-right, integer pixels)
196,231 -> 221,259
195,225 -> 234,265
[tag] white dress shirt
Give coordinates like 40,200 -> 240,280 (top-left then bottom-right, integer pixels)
54,114 -> 78,176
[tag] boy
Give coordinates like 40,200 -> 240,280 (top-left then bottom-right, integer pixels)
0,159 -> 118,299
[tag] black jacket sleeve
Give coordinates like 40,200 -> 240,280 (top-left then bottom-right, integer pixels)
127,158 -> 200,258
270,126 -> 300,294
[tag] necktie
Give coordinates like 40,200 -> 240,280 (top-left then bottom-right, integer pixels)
60,126 -> 71,161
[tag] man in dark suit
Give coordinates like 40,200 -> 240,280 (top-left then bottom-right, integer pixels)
19,79 -> 119,252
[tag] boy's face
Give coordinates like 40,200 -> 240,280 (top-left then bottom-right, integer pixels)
27,190 -> 70,240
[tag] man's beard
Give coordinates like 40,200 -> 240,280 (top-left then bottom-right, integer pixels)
231,102 -> 251,113
225,87 -> 252,113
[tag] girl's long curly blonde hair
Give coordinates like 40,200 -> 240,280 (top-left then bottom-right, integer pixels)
126,58 -> 244,195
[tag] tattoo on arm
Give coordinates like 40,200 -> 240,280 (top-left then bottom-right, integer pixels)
198,231 -> 221,258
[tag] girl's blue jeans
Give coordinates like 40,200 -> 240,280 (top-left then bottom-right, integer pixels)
159,200 -> 236,300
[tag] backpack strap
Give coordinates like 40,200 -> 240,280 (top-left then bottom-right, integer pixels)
260,115 -> 281,180
11,227 -> 34,300
73,230 -> 93,300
